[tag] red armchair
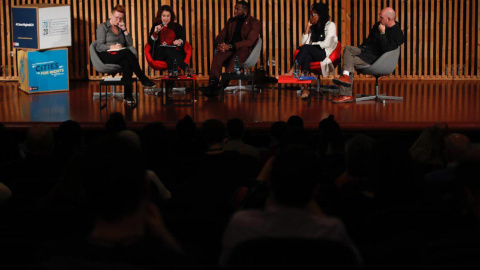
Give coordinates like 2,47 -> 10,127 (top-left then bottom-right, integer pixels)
144,41 -> 192,72
293,41 -> 342,90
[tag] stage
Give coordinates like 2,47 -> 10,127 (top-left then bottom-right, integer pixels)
1,79 -> 480,133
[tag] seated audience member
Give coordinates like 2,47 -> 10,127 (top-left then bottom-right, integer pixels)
417,145 -> 480,269
266,121 -> 288,157
119,130 -> 172,203
40,131 -> 186,269
200,1 -> 261,97
193,119 -> 258,204
283,3 -> 338,99
317,115 -> 345,181
3,124 -> 61,208
287,115 -> 304,129
224,118 -> 260,160
423,133 -> 471,211
148,5 -> 190,71
95,5 -> 156,104
409,126 -> 446,178
336,134 -> 376,187
53,120 -> 83,169
168,115 -> 203,186
332,7 -> 404,103
105,112 -> 127,134
425,133 -> 471,183
219,146 -> 359,268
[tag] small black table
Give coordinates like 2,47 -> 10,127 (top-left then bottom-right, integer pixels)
219,72 -> 255,102
159,75 -> 197,106
99,78 -> 137,109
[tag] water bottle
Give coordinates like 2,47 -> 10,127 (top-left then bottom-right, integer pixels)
234,55 -> 240,74
172,58 -> 178,77
293,60 -> 299,78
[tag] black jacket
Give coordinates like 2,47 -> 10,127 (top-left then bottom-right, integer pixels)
358,21 -> 404,64
147,22 -> 186,51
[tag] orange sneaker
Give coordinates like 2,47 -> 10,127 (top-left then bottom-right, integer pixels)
332,75 -> 352,87
332,95 -> 354,103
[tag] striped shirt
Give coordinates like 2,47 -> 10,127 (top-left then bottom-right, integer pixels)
95,20 -> 133,52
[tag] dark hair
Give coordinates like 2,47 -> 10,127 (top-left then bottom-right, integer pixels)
105,112 -> 126,134
271,146 -> 320,207
318,115 -> 344,156
236,1 -> 250,12
311,3 -> 330,41
201,119 -> 226,146
154,5 -> 176,25
176,115 -> 196,142
227,118 -> 244,140
112,4 -> 126,14
287,115 -> 304,129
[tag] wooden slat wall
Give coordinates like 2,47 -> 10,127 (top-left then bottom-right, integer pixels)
1,0 -> 479,81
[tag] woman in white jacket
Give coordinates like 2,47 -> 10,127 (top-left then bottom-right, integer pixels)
284,3 -> 338,99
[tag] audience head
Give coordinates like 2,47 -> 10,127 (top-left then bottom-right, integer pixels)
444,133 -> 471,163
201,119 -> 226,147
280,127 -> 314,151
287,115 -> 304,129
409,126 -> 446,169
56,120 -> 83,150
318,115 -> 344,156
434,122 -> 450,137
175,115 -> 196,143
227,118 -> 245,140
345,134 -> 376,178
155,5 -> 176,25
25,124 -> 54,157
270,121 -> 287,141
235,1 -> 249,17
379,7 -> 396,27
110,5 -> 125,27
105,112 -> 127,134
270,146 -> 320,207
81,132 -> 146,222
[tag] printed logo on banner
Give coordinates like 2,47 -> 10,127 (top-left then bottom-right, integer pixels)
41,18 -> 69,37
12,8 -> 38,48
28,50 -> 69,92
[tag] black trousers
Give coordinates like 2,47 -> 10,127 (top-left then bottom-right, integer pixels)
153,46 -> 187,71
98,49 -> 149,97
295,44 -> 327,72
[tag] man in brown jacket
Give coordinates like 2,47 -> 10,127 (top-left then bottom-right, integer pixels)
201,1 -> 261,97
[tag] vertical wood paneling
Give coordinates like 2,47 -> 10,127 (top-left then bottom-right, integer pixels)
1,0 -> 480,81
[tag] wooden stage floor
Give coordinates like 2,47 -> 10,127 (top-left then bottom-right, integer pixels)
1,79 -> 480,132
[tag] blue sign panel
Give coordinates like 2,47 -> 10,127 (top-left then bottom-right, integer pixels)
12,8 -> 38,49
28,49 -> 69,92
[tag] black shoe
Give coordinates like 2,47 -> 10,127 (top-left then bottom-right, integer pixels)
124,96 -> 135,104
203,84 -> 221,98
142,80 -> 156,88
201,80 -> 219,97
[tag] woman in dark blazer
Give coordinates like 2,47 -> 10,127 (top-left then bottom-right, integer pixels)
148,5 -> 189,71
